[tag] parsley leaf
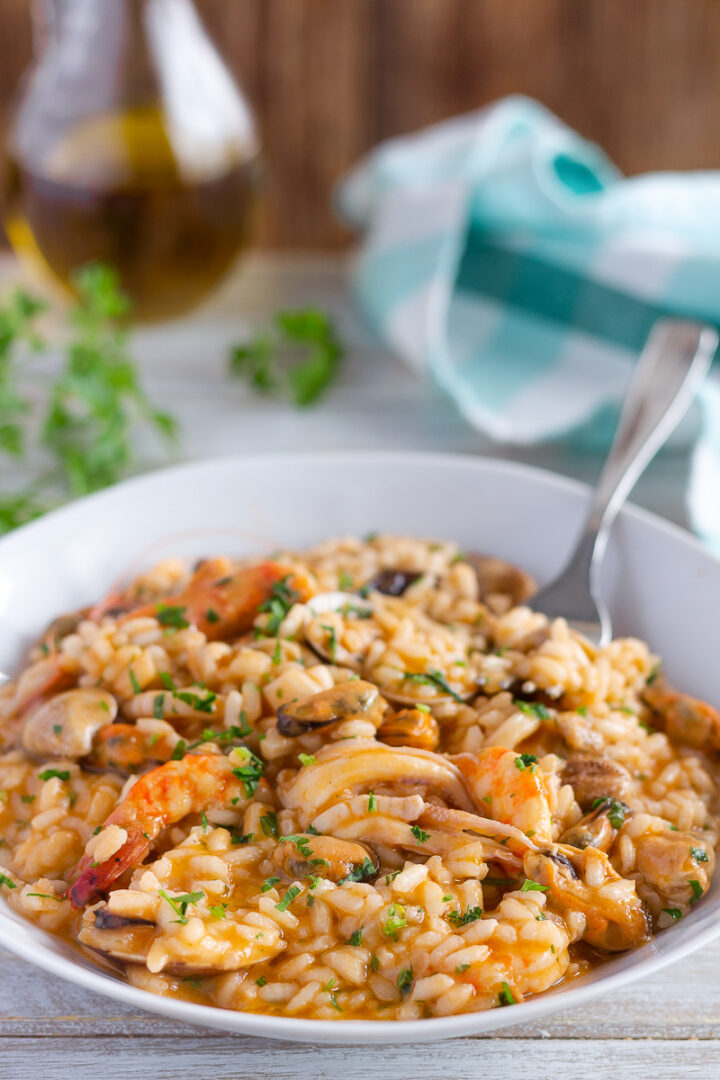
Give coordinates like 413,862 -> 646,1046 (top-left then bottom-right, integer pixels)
403,668 -> 464,703
230,308 -> 343,408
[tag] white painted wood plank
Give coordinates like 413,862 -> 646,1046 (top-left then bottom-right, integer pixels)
0,939 -> 718,1040
2,1037 -> 720,1080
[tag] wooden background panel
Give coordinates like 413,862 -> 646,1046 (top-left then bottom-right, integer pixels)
1,0 -> 720,248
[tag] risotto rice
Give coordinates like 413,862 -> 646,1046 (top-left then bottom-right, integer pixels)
0,533 -> 718,1020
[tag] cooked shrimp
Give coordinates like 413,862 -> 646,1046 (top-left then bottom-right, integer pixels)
69,752 -> 260,906
454,746 -> 554,843
523,845 -> 651,951
642,674 -> 720,751
119,559 -> 297,641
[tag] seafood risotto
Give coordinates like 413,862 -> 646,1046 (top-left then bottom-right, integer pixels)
0,534 -> 718,1021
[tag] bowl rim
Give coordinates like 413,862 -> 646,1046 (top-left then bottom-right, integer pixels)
1,448 -> 719,1043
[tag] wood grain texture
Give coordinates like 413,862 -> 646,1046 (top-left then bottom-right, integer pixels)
2,0 -> 720,248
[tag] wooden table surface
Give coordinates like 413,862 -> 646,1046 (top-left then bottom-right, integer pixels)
1,254 -> 717,1078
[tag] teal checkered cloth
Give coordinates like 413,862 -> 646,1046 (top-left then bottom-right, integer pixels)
336,96 -> 720,547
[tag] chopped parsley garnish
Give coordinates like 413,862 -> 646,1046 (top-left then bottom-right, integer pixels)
576,706 -> 588,717
646,663 -> 662,686
156,604 -> 190,629
663,907 -> 682,921
371,954 -> 379,971
209,905 -> 227,919
38,768 -> 70,782
690,879 -> 703,902
320,624 -> 337,661
514,753 -> 538,772
520,879 -> 548,892
200,810 -> 208,833
298,753 -> 316,767
27,892 -> 61,901
514,700 -> 551,720
385,870 -> 401,886
230,832 -> 255,845
328,993 -> 343,1012
159,671 -> 176,691
256,976 -> 267,987
231,748 -> 265,797
53,723 -> 63,735
173,689 -> 217,714
306,824 -> 320,835
280,834 -> 314,857
382,904 -> 407,938
448,905 -> 483,926
272,639 -> 283,665
158,889 -> 204,924
258,577 -> 299,635
456,963 -> 471,973
691,846 -> 709,863
20,794 -> 36,804
499,981 -> 515,1006
0,874 -> 16,889
410,825 -> 430,844
591,797 -> 627,830
337,857 -> 377,886
260,812 -> 279,839
338,571 -> 354,591
152,694 -> 164,720
261,876 -> 281,893
397,967 -> 414,995
404,668 -> 464,703
348,928 -> 363,946
170,740 -> 186,761
275,885 -> 301,912
368,791 -> 377,812
128,669 -> 141,694
205,608 -> 220,624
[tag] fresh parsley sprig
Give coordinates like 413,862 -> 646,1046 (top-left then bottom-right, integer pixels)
0,264 -> 178,532
230,308 -> 342,407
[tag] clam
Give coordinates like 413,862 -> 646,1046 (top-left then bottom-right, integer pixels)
21,688 -> 118,758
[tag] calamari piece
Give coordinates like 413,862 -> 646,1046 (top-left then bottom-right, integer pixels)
630,826 -> 715,909
275,680 -> 386,737
416,803 -> 535,861
69,753 -> 257,907
119,559 -> 295,641
21,688 -> 118,758
524,844 -> 651,952
279,740 -> 475,823
454,746 -> 554,843
642,674 -> 720,751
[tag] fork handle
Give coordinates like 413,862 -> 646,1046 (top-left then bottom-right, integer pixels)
561,320 -> 718,590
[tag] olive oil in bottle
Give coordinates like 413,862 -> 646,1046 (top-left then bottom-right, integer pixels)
3,0 -> 260,320
4,105 -> 259,320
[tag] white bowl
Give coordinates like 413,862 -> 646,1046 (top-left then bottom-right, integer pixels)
1,451 -> 719,1044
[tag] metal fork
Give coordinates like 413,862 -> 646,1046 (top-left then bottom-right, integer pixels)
530,320 -> 718,645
